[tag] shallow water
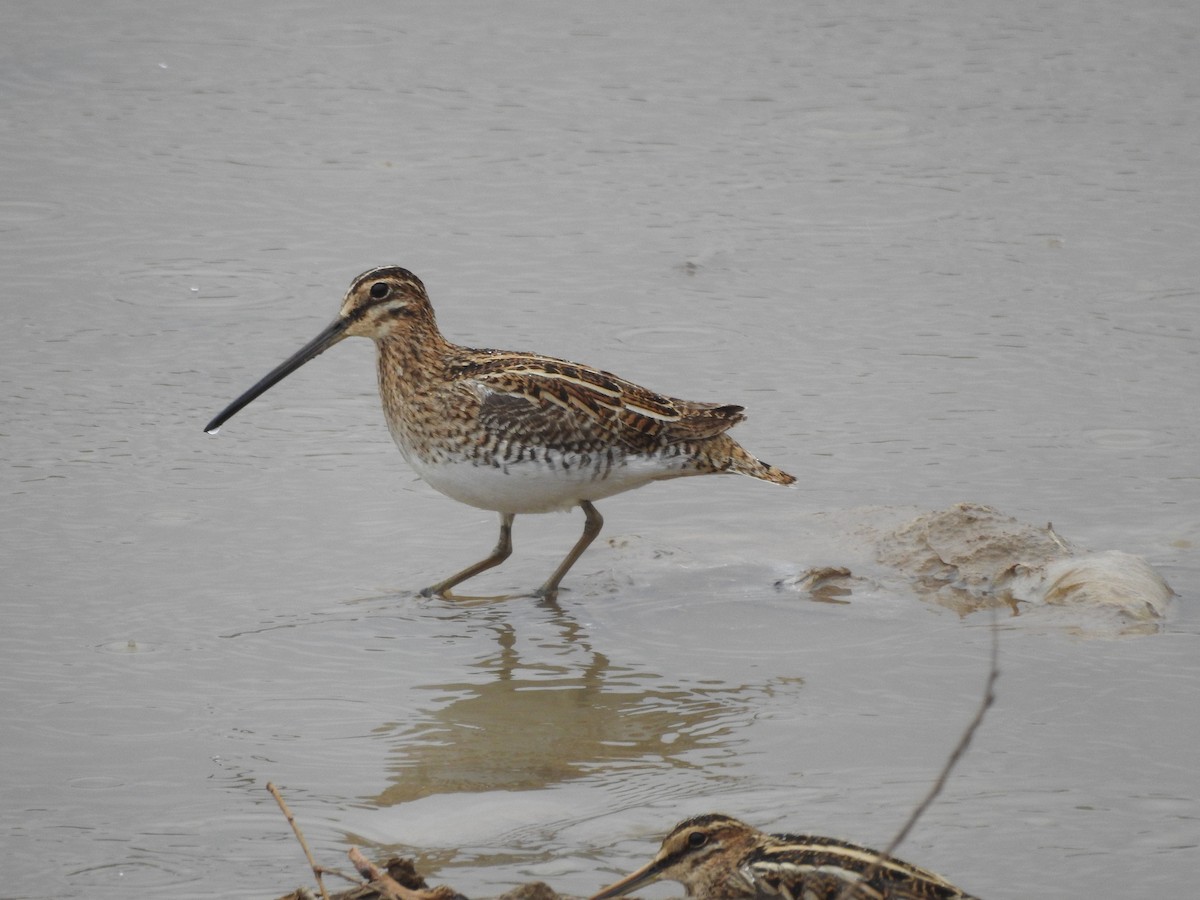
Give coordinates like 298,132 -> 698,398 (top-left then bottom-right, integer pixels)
2,2 -> 1198,898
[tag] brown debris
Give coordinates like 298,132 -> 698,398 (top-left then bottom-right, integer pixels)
269,784 -> 570,900
274,852 -> 566,900
781,502 -> 1174,635
786,565 -> 856,603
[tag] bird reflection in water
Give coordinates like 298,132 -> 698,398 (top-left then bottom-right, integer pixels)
363,602 -> 804,809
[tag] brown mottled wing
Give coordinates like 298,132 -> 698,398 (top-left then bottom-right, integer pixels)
454,351 -> 745,453
749,835 -> 979,900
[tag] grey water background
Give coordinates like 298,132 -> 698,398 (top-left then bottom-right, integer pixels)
2,2 -> 1198,897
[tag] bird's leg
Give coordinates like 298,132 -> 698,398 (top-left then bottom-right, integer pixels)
422,512 -> 515,599
534,501 -> 604,602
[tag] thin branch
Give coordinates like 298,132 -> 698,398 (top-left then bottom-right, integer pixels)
837,616 -> 1000,899
348,846 -> 421,900
268,782 -> 333,900
886,620 -> 999,855
319,866 -> 371,887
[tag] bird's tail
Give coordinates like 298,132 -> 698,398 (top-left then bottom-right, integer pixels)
725,441 -> 796,486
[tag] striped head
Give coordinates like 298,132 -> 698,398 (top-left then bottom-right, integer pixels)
590,814 -> 763,899
203,265 -> 439,435
336,265 -> 439,339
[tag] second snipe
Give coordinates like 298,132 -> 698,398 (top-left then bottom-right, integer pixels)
205,266 -> 795,600
590,813 -> 980,900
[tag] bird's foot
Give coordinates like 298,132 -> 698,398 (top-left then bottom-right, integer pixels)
421,585 -> 526,604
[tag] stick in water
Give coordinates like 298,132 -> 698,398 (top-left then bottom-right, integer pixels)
836,617 -> 1000,900
348,847 -> 424,900
267,782 -> 332,900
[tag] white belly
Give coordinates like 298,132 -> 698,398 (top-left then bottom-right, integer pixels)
401,445 -> 693,515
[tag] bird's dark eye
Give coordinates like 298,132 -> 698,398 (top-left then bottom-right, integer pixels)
370,281 -> 391,300
687,831 -> 708,849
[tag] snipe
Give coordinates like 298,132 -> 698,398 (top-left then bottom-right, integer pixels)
205,267 -> 794,600
589,814 -> 980,900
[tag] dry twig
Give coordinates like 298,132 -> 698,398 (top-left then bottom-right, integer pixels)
269,781 -> 333,900
348,847 -> 422,900
836,616 -> 1000,899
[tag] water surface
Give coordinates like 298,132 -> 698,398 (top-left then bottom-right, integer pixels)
2,2 -> 1197,898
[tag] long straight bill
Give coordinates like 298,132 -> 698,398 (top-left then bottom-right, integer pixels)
588,859 -> 667,900
204,317 -> 350,434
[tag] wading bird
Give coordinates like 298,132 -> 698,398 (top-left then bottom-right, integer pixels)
589,814 -> 979,900
205,267 -> 794,600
